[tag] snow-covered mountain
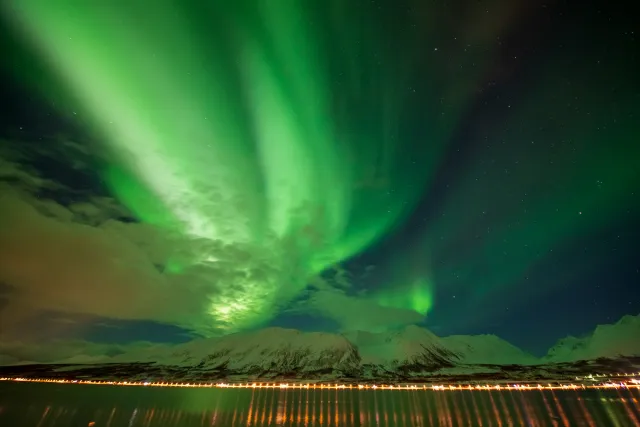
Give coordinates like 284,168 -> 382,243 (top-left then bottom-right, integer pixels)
113,327 -> 361,377
106,314 -> 637,376
2,315 -> 640,385
344,325 -> 460,368
545,314 -> 640,362
440,334 -> 538,366
54,315 -> 640,374
3,314 -> 639,383
104,324 -> 538,380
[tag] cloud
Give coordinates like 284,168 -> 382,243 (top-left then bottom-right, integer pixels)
0,136 -> 406,339
0,178 -> 304,337
69,197 -> 131,225
0,154 -> 62,193
0,339 -> 166,365
291,289 -> 424,333
0,185 -> 212,333
0,136 -> 97,191
298,265 -> 425,332
0,154 -> 422,344
0,138 -> 302,335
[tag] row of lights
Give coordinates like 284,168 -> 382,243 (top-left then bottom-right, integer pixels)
1,377 -> 639,391
581,373 -> 640,377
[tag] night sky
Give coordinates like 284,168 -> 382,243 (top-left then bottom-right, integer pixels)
0,0 -> 638,360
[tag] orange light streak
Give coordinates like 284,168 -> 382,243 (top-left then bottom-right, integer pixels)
574,393 -> 596,427
549,390 -> 570,426
616,388 -> 640,425
467,389 -> 484,426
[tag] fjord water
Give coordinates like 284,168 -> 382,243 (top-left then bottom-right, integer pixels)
1,382 -> 639,426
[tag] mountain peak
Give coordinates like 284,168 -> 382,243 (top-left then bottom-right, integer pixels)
546,314 -> 640,362
32,313 -> 640,379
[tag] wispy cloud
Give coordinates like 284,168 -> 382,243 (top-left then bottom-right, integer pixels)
289,288 -> 424,333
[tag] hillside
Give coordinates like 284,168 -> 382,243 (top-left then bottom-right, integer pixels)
440,334 -> 538,365
344,325 -> 460,367
545,314 -> 640,362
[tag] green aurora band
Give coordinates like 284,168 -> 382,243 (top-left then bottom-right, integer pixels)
412,47 -> 640,328
4,1 -> 470,331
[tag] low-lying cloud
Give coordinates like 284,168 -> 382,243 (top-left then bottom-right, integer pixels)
291,288 -> 424,333
0,185 -> 209,329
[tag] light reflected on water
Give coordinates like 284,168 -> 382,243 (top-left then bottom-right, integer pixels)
1,382 -> 639,426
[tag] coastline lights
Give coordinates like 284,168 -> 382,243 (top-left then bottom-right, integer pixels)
1,377 -> 640,391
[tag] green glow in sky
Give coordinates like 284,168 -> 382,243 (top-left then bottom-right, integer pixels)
408,49 -> 640,329
375,279 -> 433,316
4,1 -> 450,330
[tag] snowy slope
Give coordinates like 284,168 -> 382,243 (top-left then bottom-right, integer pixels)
344,325 -> 460,368
19,313 -> 639,381
440,334 -> 539,365
117,327 -> 361,375
74,325 -> 536,373
108,325 -> 463,377
545,314 -> 640,362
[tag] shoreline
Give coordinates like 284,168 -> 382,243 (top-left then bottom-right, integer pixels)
1,377 -> 639,392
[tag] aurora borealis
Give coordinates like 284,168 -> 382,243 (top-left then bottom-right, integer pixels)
0,0 -> 638,355
3,1 -> 448,331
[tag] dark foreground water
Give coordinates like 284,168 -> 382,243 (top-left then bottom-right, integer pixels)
1,382 -> 639,426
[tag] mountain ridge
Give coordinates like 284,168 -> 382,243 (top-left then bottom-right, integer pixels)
1,314 -> 638,384
64,313 -> 640,370
544,313 -> 640,362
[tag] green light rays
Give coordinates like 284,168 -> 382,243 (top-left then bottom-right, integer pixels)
4,1 -> 447,330
414,50 -> 640,325
375,279 -> 434,316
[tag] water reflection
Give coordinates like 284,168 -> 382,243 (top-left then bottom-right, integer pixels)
1,382 -> 639,426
